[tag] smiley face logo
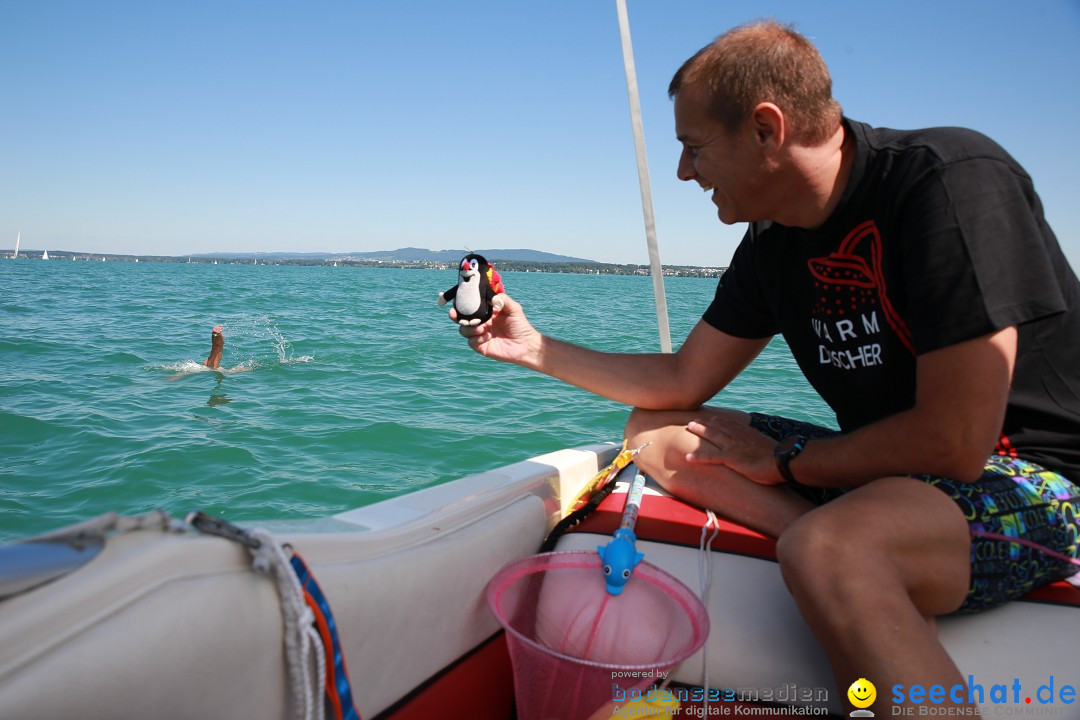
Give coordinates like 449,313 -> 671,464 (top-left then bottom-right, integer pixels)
847,678 -> 877,709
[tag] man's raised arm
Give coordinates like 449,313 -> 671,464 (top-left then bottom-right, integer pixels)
454,293 -> 770,411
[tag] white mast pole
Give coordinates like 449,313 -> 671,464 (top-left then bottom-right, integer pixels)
615,0 -> 672,353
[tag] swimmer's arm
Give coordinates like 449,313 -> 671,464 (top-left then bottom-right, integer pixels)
789,327 -> 1017,487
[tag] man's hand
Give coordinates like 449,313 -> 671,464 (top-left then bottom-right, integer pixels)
684,415 -> 786,485
451,293 -> 540,366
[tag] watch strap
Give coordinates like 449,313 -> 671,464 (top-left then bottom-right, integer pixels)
775,435 -> 808,483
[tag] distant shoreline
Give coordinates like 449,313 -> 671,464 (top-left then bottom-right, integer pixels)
4,252 -> 726,278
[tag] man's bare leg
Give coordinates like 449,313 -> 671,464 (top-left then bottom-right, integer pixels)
625,408 -> 975,714
204,325 -> 224,369
777,477 -> 973,713
625,407 -> 814,537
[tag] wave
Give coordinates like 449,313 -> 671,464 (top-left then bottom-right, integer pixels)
3,266 -> 834,543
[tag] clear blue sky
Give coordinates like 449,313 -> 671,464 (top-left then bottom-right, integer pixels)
2,1 -> 1078,267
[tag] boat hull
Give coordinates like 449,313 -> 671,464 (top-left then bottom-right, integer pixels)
0,444 -> 615,719
1,444 -> 1076,719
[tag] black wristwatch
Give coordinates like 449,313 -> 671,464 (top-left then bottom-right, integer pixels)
774,435 -> 808,483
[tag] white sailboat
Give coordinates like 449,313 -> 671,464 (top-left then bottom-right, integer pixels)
11,231 -> 19,259
41,250 -> 49,261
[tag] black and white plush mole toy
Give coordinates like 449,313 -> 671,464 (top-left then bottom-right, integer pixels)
437,253 -> 505,326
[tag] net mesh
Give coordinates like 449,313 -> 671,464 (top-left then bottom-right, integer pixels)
487,551 -> 709,720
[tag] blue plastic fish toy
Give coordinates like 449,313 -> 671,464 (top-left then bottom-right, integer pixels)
598,463 -> 647,595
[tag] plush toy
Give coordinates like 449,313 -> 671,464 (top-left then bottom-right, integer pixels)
437,253 -> 505,325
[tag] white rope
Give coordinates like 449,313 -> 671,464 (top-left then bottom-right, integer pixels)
249,529 -> 326,720
22,512 -> 328,720
697,510 -> 720,712
22,509 -> 183,543
306,625 -> 328,720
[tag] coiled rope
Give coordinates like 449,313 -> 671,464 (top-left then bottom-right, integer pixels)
246,528 -> 327,720
186,512 -> 329,720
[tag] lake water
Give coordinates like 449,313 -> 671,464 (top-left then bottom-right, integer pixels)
0,259 -> 832,542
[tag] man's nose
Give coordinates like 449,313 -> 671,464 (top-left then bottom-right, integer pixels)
676,148 -> 696,182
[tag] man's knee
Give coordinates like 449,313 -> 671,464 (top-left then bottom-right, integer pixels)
622,408 -> 698,494
625,405 -> 746,447
624,406 -> 753,494
776,509 -> 851,594
776,485 -> 969,616
626,407 -> 682,445
777,499 -> 910,605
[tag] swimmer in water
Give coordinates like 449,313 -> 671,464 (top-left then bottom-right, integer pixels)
200,324 -> 252,373
167,324 -> 249,380
204,325 -> 224,369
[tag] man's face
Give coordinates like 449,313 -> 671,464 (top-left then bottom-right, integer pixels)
674,86 -> 771,225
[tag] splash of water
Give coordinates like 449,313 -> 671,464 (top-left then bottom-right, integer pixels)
155,315 -> 312,373
260,316 -> 312,365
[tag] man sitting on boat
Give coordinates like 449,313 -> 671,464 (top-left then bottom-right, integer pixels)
453,20 -> 1080,715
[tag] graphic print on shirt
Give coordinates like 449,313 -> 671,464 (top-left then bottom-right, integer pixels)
807,219 -> 913,371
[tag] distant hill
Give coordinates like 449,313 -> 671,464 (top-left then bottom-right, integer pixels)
9,248 -> 724,277
191,247 -> 597,264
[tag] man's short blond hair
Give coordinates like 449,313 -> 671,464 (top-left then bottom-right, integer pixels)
669,20 -> 843,146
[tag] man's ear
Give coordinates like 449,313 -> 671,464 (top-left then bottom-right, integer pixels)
750,102 -> 785,151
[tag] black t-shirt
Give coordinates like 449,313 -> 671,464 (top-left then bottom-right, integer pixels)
703,119 -> 1080,480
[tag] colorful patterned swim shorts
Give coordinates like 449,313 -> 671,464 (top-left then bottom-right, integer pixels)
748,412 -> 1080,613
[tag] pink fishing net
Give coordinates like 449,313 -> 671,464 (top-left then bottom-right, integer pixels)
487,551 -> 709,720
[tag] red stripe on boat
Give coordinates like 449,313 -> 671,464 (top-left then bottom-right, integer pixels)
569,485 -> 1080,608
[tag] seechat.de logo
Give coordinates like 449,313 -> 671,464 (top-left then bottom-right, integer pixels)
848,678 -> 877,717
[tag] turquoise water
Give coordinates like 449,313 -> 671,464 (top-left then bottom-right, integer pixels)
0,260 -> 832,542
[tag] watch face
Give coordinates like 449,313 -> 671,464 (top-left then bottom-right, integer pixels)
777,436 -> 801,456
